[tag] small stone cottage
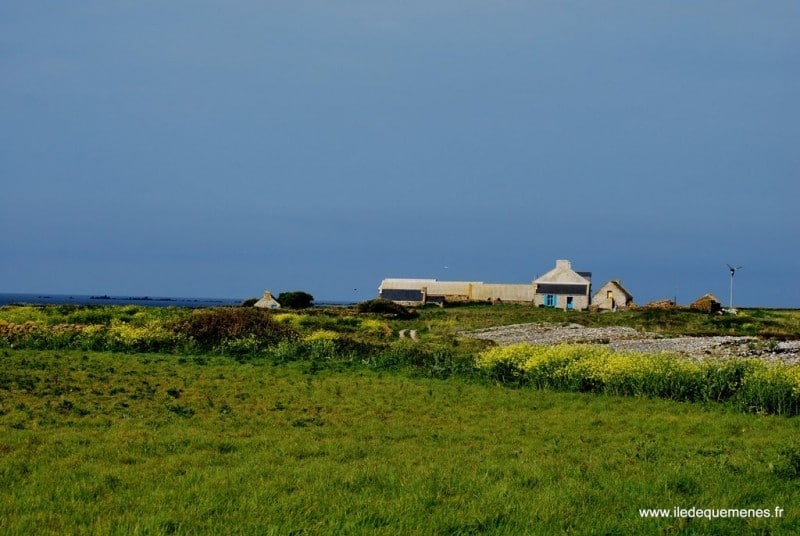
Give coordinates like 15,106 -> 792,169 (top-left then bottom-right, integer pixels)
254,291 -> 281,309
591,280 -> 635,311
690,293 -> 722,314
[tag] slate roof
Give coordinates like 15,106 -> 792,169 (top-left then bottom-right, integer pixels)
379,288 -> 445,303
380,289 -> 423,302
535,283 -> 589,295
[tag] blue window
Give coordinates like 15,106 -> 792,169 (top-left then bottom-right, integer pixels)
566,296 -> 574,310
545,294 -> 557,307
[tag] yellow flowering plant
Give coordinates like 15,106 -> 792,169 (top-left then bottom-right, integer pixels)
476,342 -> 800,414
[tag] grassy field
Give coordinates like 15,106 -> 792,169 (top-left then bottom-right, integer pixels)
2,349 -> 799,535
390,303 -> 800,340
1,303 -> 800,533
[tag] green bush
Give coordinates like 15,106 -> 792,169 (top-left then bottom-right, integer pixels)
357,299 -> 417,319
173,308 -> 298,350
106,321 -> 188,353
367,340 -> 425,370
0,321 -> 92,350
277,291 -> 314,309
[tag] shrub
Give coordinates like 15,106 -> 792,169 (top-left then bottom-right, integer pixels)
265,340 -> 304,363
173,308 -> 297,350
304,329 -> 340,343
107,320 -> 186,353
219,335 -> 265,356
277,291 -> 314,309
368,340 -> 426,370
700,358 -> 763,402
476,343 -> 536,384
0,320 -> 92,350
358,318 -> 393,338
272,313 -> 302,328
357,299 -> 417,319
304,338 -> 339,361
737,364 -> 800,415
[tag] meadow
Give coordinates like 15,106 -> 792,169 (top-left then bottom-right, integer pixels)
2,349 -> 799,535
1,303 -> 800,534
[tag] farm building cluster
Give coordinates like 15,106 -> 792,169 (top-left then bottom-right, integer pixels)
378,259 -> 634,311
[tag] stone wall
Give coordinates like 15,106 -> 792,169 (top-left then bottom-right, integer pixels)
470,283 -> 535,302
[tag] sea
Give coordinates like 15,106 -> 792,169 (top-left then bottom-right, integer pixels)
0,293 -> 243,308
0,293 -> 353,308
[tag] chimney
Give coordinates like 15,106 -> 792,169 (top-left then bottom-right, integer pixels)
263,291 -> 273,300
556,259 -> 571,270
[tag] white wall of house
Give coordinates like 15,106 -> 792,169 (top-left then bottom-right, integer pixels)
532,293 -> 590,311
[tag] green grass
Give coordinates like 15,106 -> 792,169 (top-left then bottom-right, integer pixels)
0,304 -> 189,326
4,303 -> 800,344
3,304 -> 800,418
392,303 -> 800,340
2,349 -> 800,534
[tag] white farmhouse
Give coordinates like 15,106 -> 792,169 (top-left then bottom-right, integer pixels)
379,259 -> 593,311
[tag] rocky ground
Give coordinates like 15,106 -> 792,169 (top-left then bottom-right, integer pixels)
461,322 -> 800,365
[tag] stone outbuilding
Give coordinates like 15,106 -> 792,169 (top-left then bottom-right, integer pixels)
254,291 -> 281,309
591,280 -> 635,311
690,293 -> 722,314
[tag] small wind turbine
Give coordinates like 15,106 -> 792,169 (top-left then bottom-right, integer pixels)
727,264 -> 742,310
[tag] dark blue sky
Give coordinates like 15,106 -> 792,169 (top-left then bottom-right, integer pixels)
2,2 -> 798,306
